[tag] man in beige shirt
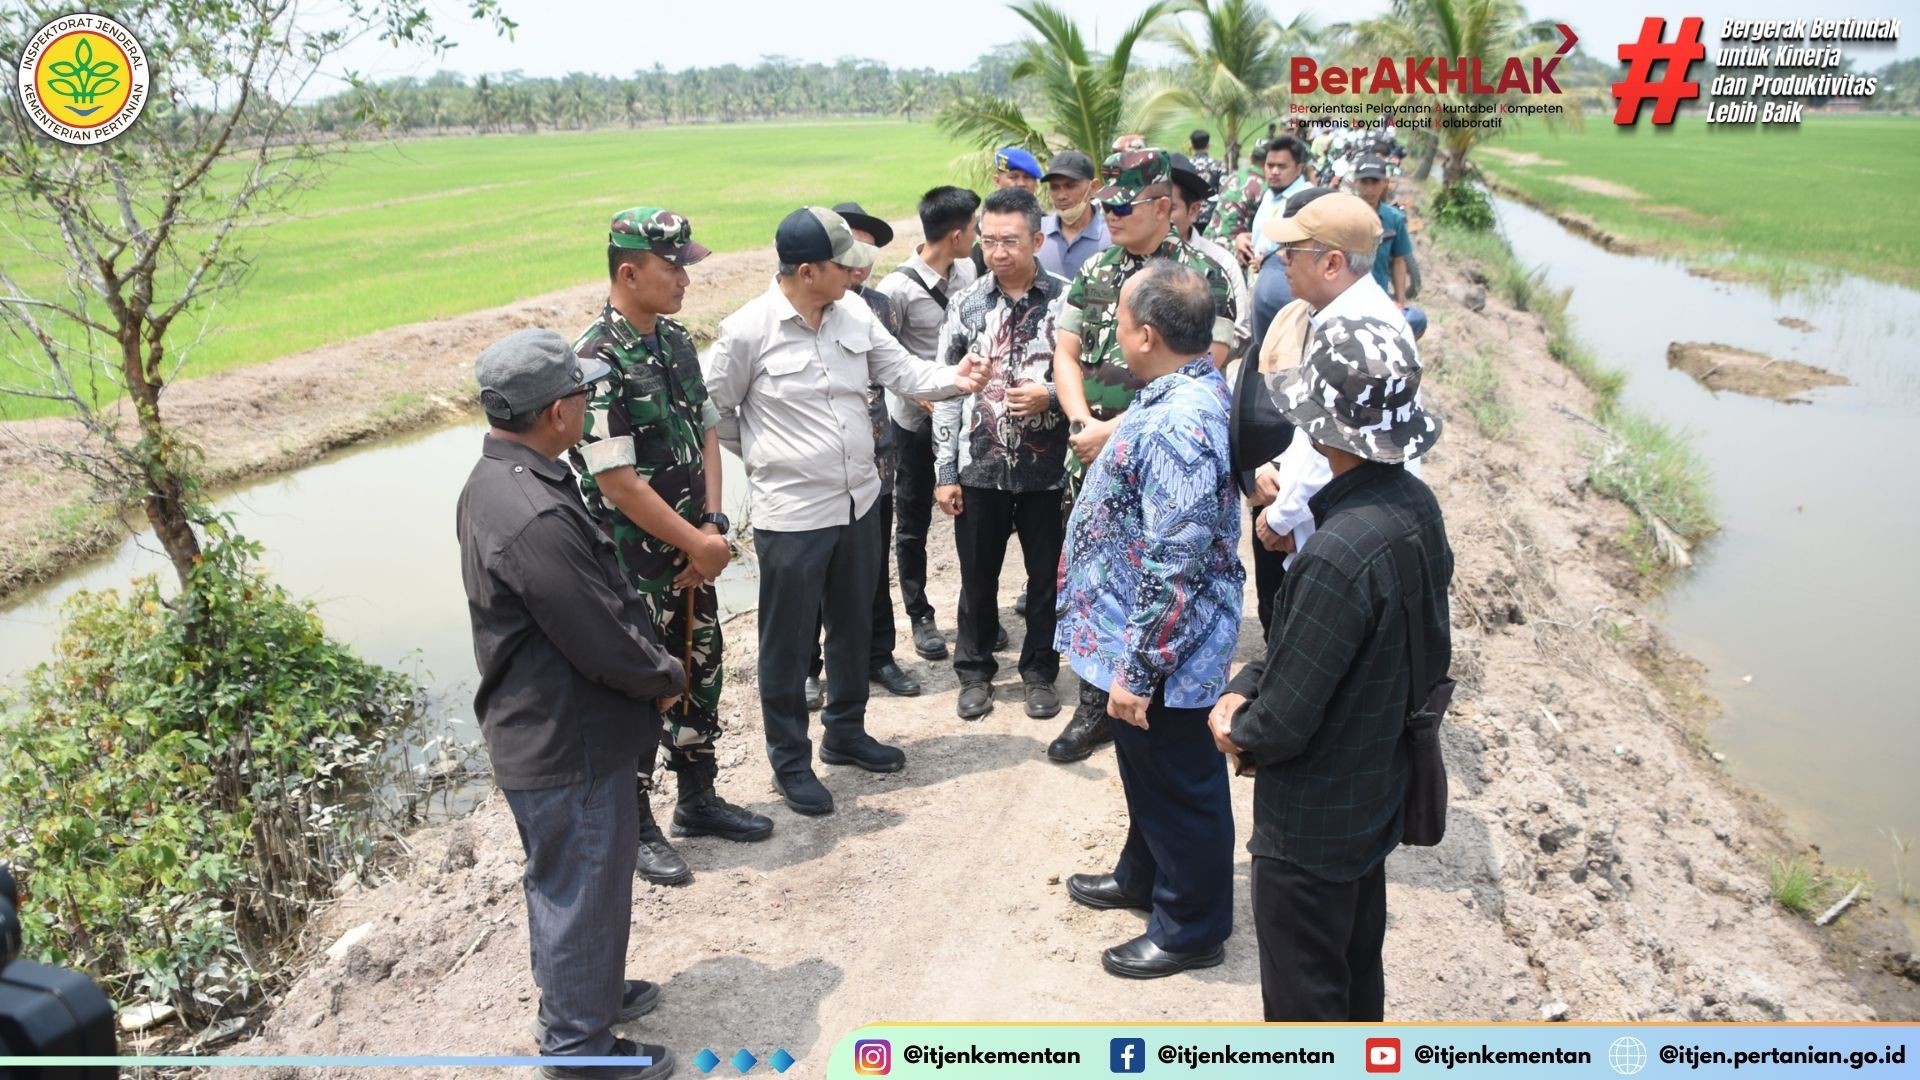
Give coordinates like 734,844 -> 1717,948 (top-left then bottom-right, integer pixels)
707,207 -> 985,816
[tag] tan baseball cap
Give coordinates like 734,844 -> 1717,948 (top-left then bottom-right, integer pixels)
1262,191 -> 1382,252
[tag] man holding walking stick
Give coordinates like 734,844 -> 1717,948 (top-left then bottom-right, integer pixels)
570,207 -> 775,887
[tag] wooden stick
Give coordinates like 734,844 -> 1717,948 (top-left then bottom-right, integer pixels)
1815,882 -> 1861,927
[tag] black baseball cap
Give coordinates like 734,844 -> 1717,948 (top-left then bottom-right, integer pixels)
1354,155 -> 1389,180
831,201 -> 894,248
1041,150 -> 1096,182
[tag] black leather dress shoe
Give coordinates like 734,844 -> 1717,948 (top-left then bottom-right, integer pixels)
869,661 -> 922,697
540,1038 -> 674,1080
803,674 -> 824,711
957,682 -> 994,720
993,624 -> 1011,651
1100,934 -> 1225,979
1066,872 -> 1149,911
911,616 -> 948,660
773,770 -> 834,815
1023,679 -> 1060,719
1015,587 -> 1029,616
819,733 -> 906,773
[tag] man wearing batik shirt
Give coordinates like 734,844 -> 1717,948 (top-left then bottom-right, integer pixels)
1056,260 -> 1245,980
931,188 -> 1071,726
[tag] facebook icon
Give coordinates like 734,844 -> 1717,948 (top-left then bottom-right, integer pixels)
1110,1037 -> 1147,1073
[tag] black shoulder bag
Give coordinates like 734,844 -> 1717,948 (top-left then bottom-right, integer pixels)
1384,526 -> 1454,847
902,266 -> 949,310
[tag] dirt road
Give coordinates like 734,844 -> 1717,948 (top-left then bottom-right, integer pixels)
173,224 -> 1920,1080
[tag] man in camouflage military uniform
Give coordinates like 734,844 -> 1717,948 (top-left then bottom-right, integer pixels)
1049,148 -> 1239,765
1186,128 -> 1227,235
571,208 -> 774,887
1204,139 -> 1268,256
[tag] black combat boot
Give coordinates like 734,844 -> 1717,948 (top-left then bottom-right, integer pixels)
1045,684 -> 1114,763
634,776 -> 693,886
671,758 -> 774,843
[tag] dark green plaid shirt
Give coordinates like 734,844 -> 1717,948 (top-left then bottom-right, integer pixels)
1227,461 -> 1453,882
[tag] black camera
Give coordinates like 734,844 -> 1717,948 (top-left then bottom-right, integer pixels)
0,864 -> 117,1078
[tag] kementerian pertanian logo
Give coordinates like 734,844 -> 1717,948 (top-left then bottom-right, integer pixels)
16,13 -> 149,145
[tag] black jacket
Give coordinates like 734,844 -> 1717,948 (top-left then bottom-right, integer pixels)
457,435 -> 685,790
1227,461 -> 1452,881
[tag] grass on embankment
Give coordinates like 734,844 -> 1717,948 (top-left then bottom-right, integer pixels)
1432,220 -> 1716,571
1477,115 -> 1920,291
1,121 -> 964,421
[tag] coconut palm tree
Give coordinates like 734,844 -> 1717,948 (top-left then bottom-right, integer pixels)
938,0 -> 1175,161
1145,0 -> 1319,170
1342,0 -> 1578,184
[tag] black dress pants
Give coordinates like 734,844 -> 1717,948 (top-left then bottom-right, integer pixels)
890,420 -> 936,624
810,493 -> 897,676
1251,855 -> 1387,1021
1107,691 -> 1235,953
953,486 -> 1062,685
1249,505 -> 1287,640
755,500 -> 882,777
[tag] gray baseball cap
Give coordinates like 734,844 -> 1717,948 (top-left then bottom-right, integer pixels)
476,328 -> 612,421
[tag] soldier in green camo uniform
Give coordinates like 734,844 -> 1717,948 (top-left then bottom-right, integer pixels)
1204,139 -> 1269,253
1046,149 -> 1239,766
570,207 -> 774,887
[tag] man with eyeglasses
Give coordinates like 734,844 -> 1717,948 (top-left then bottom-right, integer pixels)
930,187 -> 1072,725
1049,148 -> 1238,764
708,207 -> 988,816
569,208 -> 772,889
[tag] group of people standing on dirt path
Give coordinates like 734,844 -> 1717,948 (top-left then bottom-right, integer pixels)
455,134 -> 1452,1080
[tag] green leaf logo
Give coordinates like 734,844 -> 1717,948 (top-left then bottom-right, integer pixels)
46,34 -> 123,113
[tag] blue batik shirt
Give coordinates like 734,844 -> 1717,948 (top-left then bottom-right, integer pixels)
1055,356 -> 1245,707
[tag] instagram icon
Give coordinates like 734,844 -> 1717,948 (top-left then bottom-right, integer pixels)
853,1039 -> 891,1075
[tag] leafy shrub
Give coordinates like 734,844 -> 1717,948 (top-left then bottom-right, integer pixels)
0,520 -> 419,1018
1431,181 -> 1496,232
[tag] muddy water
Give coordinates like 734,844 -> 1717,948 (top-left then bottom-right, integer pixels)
1493,197 -> 1920,935
0,423 -> 757,754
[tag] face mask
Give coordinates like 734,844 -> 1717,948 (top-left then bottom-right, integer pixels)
1058,199 -> 1090,225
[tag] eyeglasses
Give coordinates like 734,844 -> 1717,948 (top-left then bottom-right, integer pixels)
1101,195 -> 1166,218
978,236 -> 1030,251
1278,244 -> 1330,264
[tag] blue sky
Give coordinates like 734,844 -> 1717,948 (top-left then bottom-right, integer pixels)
319,0 -> 1915,92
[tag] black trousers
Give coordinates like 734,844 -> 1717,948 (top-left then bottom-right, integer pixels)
890,420 -> 936,623
1249,506 -> 1287,640
810,492 -> 897,676
755,500 -> 882,777
1251,855 -> 1387,1022
1108,692 -> 1235,953
504,758 -> 638,1057
953,486 -> 1062,685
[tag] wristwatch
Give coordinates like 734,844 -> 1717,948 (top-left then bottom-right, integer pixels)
700,511 -> 731,535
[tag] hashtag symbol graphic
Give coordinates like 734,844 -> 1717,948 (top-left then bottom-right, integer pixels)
1612,16 -> 1704,126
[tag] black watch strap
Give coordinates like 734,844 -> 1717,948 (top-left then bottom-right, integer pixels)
700,512 -> 730,534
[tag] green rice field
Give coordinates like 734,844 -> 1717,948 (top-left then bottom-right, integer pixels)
1,120 -> 965,420
1477,114 -> 1920,289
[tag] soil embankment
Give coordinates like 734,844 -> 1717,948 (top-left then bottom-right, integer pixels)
13,219 -> 1914,1074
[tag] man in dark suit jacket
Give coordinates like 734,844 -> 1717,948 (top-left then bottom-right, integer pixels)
1210,313 -> 1451,1022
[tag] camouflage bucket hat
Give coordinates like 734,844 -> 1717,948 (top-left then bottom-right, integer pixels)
1268,315 -> 1441,464
1094,148 -> 1172,206
609,207 -> 711,266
